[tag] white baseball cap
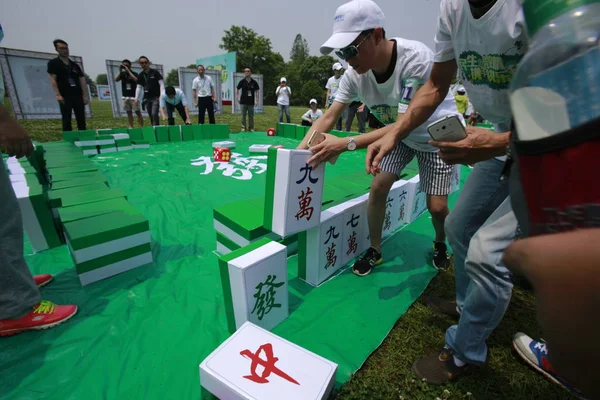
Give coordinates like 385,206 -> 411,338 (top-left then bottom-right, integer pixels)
332,62 -> 343,71
280,77 -> 287,82
309,98 -> 317,104
457,86 -> 466,93
320,0 -> 385,55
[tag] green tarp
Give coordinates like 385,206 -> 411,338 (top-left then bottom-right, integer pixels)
1,133 -> 467,400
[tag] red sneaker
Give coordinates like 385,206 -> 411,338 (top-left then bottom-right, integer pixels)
0,300 -> 77,337
33,274 -> 54,288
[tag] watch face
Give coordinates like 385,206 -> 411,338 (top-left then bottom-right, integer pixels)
347,139 -> 356,151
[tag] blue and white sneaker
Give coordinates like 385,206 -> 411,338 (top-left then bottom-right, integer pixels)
513,333 -> 588,399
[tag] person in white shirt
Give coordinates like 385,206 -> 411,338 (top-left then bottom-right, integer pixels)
298,0 -> 462,279
300,99 -> 323,126
159,86 -> 191,126
275,77 -> 292,123
325,62 -> 344,130
192,65 -> 216,125
362,0 -> 538,386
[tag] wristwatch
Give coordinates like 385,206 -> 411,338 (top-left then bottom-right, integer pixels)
346,137 -> 357,151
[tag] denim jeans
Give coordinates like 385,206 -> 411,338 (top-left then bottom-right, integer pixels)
445,197 -> 517,365
445,158 -> 510,309
278,104 -> 290,123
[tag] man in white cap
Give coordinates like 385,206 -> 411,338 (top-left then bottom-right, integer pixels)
299,0 -> 462,278
275,77 -> 292,123
325,62 -> 345,130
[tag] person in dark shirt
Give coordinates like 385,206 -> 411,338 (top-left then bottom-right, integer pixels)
236,67 -> 260,132
47,39 -> 88,131
135,56 -> 164,126
115,59 -> 143,128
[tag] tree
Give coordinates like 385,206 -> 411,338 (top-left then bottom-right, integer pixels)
96,73 -> 108,85
300,80 -> 325,108
187,63 -> 197,69
83,73 -> 97,97
290,34 -> 309,65
284,55 -> 336,106
165,68 -> 179,87
220,25 -> 285,105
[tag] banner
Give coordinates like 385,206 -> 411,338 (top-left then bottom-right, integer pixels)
195,52 -> 236,103
231,72 -> 264,114
0,48 -> 92,120
97,84 -> 111,101
105,59 -> 164,118
177,68 -> 222,115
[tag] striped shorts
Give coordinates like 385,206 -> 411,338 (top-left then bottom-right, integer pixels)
379,142 -> 453,196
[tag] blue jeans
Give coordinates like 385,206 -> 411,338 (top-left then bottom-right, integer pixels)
444,158 -> 516,365
445,158 -> 510,309
445,197 -> 517,365
278,104 -> 290,123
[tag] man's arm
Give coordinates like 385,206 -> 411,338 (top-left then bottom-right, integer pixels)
275,86 -> 281,95
254,90 -> 259,107
135,85 -> 143,103
158,80 -> 165,96
79,76 -> 88,102
390,60 -> 456,142
325,90 -> 331,108
184,106 -> 191,123
297,101 -> 349,149
126,68 -> 137,82
48,74 -> 63,102
306,116 -> 399,167
159,94 -> 167,120
115,72 -> 122,82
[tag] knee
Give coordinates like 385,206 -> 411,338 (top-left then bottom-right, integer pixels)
370,176 -> 393,199
428,199 -> 449,221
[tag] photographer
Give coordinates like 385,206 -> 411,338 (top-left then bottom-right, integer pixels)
115,59 -> 143,128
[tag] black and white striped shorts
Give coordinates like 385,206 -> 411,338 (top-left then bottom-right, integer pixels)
379,142 -> 453,196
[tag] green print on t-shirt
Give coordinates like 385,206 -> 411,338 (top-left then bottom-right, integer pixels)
458,41 -> 525,90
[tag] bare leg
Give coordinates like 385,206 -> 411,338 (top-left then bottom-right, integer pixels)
136,111 -> 144,127
126,111 -> 134,129
427,194 -> 449,243
367,171 -> 397,252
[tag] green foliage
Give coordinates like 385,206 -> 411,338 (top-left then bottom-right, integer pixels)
290,34 -> 309,65
165,68 -> 179,87
220,25 -> 285,105
299,80 -> 324,107
95,73 -> 108,85
84,73 -> 97,97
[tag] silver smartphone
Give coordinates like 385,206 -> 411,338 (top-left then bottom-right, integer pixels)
427,115 -> 467,142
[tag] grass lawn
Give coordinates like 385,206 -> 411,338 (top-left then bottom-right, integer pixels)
14,100 -> 566,400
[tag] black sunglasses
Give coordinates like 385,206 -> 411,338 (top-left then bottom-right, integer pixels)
335,32 -> 372,60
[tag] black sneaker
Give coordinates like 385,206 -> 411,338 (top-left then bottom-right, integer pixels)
352,247 -> 382,277
433,242 -> 450,270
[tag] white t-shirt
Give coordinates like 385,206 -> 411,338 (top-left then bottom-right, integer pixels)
326,76 -> 343,105
275,85 -> 292,106
435,0 -> 526,133
302,109 -> 324,122
335,38 -> 461,152
192,75 -> 215,98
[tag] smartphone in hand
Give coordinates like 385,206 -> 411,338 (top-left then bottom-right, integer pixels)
427,115 -> 467,142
